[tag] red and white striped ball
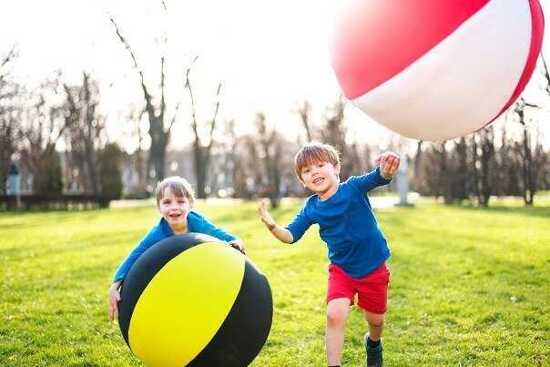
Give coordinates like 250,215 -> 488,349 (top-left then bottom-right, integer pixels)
331,0 -> 544,141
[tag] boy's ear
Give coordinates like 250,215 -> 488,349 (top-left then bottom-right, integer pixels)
335,163 -> 341,175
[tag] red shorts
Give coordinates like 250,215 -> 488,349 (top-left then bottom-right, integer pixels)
327,263 -> 390,314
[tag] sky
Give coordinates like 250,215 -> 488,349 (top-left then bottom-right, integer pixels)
1,0 -> 550,151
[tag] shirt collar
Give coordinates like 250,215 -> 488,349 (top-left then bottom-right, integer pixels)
159,217 -> 174,236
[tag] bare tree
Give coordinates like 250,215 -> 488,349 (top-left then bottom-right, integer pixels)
478,126 -> 495,207
0,46 -> 19,194
18,78 -> 68,194
223,119 -> 250,198
469,133 -> 481,204
62,73 -> 105,194
120,106 -> 148,193
437,142 -> 452,203
320,97 -> 357,178
514,98 -> 545,206
185,70 -> 222,198
297,100 -> 313,142
110,9 -> 185,182
497,122 -> 521,196
451,137 -> 468,202
244,135 -> 263,195
0,46 -> 16,85
0,99 -> 20,194
255,113 -> 283,207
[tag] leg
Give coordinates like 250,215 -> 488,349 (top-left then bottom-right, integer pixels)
363,311 -> 385,366
363,311 -> 385,341
326,297 -> 351,366
356,263 -> 390,367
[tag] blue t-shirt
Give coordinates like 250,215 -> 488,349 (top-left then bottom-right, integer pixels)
112,210 -> 238,282
286,168 -> 391,278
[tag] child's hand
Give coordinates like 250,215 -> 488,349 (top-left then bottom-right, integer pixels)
108,281 -> 122,322
258,199 -> 276,230
229,239 -> 246,255
375,152 -> 400,180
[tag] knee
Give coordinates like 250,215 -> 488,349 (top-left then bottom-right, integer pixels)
367,315 -> 384,328
327,308 -> 347,327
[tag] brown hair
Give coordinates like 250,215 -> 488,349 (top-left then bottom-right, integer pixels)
294,142 -> 340,180
155,176 -> 195,207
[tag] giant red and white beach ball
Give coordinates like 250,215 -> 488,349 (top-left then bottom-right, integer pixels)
331,0 -> 544,141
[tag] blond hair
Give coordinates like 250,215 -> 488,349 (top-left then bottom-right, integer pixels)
155,176 -> 195,206
294,142 -> 340,180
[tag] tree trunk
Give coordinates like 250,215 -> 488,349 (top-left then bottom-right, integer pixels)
522,128 -> 534,206
479,128 -> 494,207
471,135 -> 481,204
194,145 -> 210,199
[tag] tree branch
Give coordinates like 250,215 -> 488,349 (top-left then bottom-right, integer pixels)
109,17 -> 155,117
541,53 -> 550,94
207,82 -> 223,149
160,56 -> 166,125
184,57 -> 199,144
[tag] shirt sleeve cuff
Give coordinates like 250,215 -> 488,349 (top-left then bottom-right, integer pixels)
285,227 -> 298,244
376,167 -> 392,184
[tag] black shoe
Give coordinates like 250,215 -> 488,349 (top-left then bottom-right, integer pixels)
365,335 -> 383,367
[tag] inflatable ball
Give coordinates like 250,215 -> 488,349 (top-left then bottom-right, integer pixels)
331,0 -> 544,141
118,233 -> 273,367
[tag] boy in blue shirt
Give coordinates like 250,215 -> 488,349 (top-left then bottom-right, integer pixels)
108,176 -> 244,321
258,142 -> 399,367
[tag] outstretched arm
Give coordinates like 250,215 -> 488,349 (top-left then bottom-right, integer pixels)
350,151 -> 401,192
258,199 -> 294,243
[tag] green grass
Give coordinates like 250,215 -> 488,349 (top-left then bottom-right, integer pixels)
0,199 -> 549,366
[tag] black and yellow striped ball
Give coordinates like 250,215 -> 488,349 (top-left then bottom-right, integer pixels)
118,233 -> 273,367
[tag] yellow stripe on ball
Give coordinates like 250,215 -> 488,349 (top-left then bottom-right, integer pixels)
128,243 -> 245,367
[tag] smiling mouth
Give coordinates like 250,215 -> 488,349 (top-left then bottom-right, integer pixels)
313,177 -> 324,185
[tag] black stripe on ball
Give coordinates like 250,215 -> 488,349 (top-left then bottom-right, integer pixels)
118,233 -> 223,346
187,260 -> 273,367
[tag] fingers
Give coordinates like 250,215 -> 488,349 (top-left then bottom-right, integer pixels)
391,155 -> 400,173
108,290 -> 121,322
230,242 -> 246,255
109,302 -> 118,321
257,199 -> 272,221
257,199 -> 268,214
378,152 -> 401,178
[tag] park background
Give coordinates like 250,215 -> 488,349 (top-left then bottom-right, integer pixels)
1,0 -> 549,366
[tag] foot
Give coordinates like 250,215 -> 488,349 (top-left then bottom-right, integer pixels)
365,335 -> 383,367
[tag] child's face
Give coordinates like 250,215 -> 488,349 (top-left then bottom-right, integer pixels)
299,160 -> 340,196
158,188 -> 192,228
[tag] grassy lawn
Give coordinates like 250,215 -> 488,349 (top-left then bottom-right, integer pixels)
0,198 -> 548,366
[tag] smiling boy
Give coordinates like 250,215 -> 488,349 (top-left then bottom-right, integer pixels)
258,142 -> 399,367
108,176 -> 244,321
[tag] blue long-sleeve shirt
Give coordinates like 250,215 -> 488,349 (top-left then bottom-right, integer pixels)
112,210 -> 238,282
286,168 -> 391,278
